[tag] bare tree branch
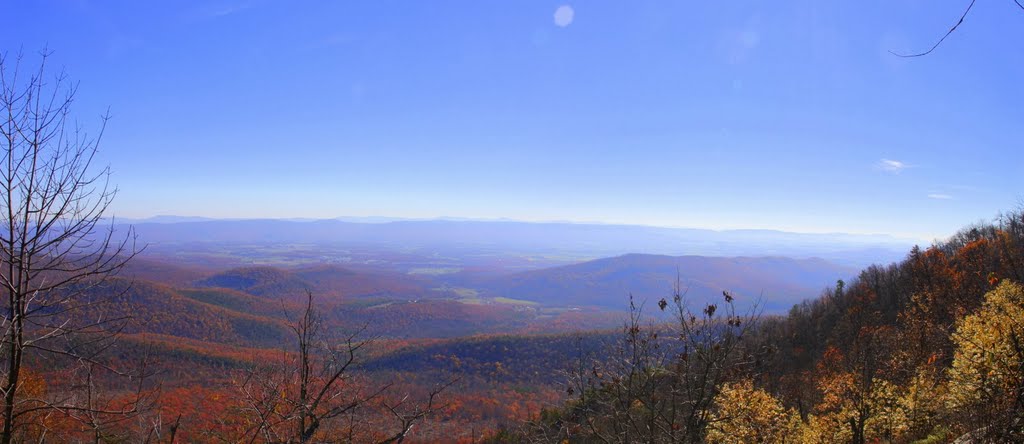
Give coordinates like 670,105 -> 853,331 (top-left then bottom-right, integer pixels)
0,49 -> 140,444
890,0 -> 976,58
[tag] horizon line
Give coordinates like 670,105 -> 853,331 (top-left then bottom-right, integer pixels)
113,214 -> 932,243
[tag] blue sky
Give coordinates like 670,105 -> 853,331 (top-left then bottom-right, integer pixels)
2,1 -> 1021,240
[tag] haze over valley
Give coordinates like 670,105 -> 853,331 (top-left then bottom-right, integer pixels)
116,217 -> 881,317
2,1 -> 1021,442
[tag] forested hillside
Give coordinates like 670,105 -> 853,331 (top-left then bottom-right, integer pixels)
9,210 -> 1022,442
497,209 -> 1024,443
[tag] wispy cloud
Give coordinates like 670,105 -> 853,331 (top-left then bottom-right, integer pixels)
876,158 -> 908,174
927,193 -> 954,200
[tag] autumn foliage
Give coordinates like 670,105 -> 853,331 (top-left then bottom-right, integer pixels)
491,210 -> 1024,443
9,188 -> 1024,444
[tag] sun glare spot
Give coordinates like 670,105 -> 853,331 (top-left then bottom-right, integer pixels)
554,5 -> 574,27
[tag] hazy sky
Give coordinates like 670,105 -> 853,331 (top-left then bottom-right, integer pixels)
2,1 -> 1022,240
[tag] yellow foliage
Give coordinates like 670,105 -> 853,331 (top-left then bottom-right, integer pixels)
799,412 -> 852,444
864,378 -> 909,440
706,379 -> 801,444
810,372 -> 911,443
816,371 -> 856,413
899,365 -> 945,435
947,280 -> 1024,413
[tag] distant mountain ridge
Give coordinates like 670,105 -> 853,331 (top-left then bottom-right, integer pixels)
123,218 -> 915,267
480,253 -> 856,311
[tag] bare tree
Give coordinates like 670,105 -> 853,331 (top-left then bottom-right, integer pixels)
45,358 -> 158,443
531,282 -> 761,444
237,291 -> 453,443
0,50 -> 138,443
378,377 -> 458,444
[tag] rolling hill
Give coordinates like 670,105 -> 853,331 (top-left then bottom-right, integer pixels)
481,254 -> 856,311
195,264 -> 435,299
88,279 -> 292,347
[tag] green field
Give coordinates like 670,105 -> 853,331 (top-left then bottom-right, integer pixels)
493,297 -> 539,306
